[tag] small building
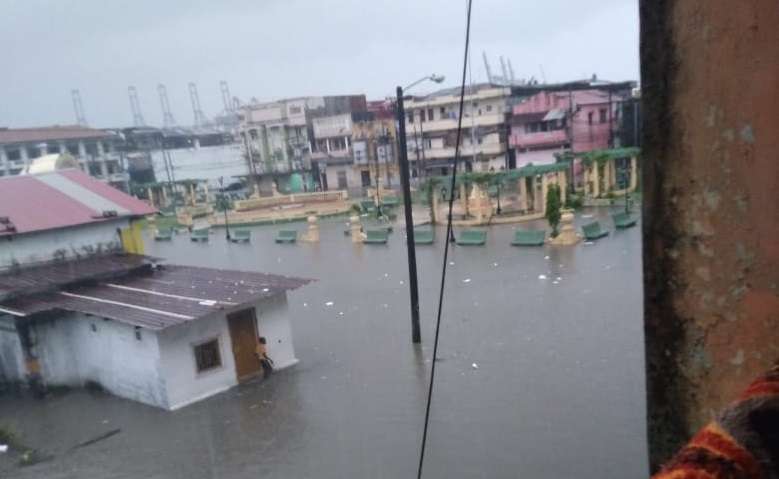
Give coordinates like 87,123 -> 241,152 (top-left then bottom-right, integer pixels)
0,169 -> 310,410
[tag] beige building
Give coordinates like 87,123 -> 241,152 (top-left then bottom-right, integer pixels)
403,84 -> 512,176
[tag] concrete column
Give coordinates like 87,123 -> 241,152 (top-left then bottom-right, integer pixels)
459,182 -> 469,216
518,177 -> 528,211
349,214 -> 363,243
630,156 -> 638,191
541,174 -> 549,214
593,164 -> 601,197
558,170 -> 568,205
97,141 -> 105,156
147,187 -> 155,207
78,141 -> 87,159
189,183 -> 196,206
345,136 -> 350,149
431,188 -> 439,224
100,161 -> 109,178
0,146 -> 7,174
203,183 -> 211,203
20,146 -> 29,167
161,186 -> 169,206
326,138 -> 331,153
59,141 -> 68,155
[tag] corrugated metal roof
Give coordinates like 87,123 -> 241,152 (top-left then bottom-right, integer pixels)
0,126 -> 113,145
1,263 -> 312,330
0,169 -> 155,236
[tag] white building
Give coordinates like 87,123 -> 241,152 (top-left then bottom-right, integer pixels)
0,170 -> 309,410
0,126 -> 130,190
402,84 -> 512,176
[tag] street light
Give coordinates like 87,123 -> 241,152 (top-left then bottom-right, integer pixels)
396,73 -> 445,344
218,176 -> 231,241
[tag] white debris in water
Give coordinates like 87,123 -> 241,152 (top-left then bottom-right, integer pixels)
325,301 -> 334,306
303,302 -> 308,307
492,262 -> 499,267
582,214 -> 594,218
399,280 -> 405,285
544,256 -> 550,260
552,281 -> 559,285
472,363 -> 479,369
262,288 -> 270,292
338,311 -> 344,316
584,241 -> 595,245
384,273 -> 389,278
199,300 -> 217,306
101,419 -> 109,424
556,277 -> 562,281
449,261 -> 455,266
0,445 -> 7,453
462,278 -> 472,283
538,274 -> 547,280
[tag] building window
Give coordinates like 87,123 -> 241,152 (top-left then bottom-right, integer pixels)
420,110 -> 426,122
427,108 -> 434,121
194,338 -> 222,373
588,112 -> 594,125
440,107 -> 446,117
486,105 -> 493,113
289,106 -> 302,115
249,129 -> 259,140
599,108 -> 608,123
6,149 -> 20,161
408,113 -> 414,124
337,170 -> 348,189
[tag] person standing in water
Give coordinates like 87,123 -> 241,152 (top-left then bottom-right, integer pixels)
256,336 -> 274,378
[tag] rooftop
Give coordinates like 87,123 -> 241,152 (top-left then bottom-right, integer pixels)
0,169 -> 156,237
0,125 -> 113,145
0,258 -> 311,330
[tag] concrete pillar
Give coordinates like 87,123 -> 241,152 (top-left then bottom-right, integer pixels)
97,141 -> 105,156
203,183 -> 211,203
302,215 -> 320,243
20,146 -> 29,167
459,182 -> 469,216
161,186 -> 169,206
0,146 -> 7,174
593,164 -> 601,197
100,161 -> 109,178
78,141 -> 87,159
147,187 -> 154,207
541,174 -> 549,214
345,136 -> 350,149
58,141 -> 68,155
189,183 -> 196,206
349,214 -> 363,243
431,187 -> 439,224
558,170 -> 568,205
629,156 -> 638,191
518,177 -> 528,211
326,138 -> 331,153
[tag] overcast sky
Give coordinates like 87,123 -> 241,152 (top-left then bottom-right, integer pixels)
0,0 -> 638,128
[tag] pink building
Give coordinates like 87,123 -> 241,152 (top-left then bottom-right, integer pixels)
509,87 -> 631,167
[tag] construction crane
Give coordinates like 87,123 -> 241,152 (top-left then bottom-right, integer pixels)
188,82 -> 208,128
71,89 -> 87,126
157,84 -> 176,128
128,86 -> 146,127
483,51 -> 494,84
220,81 -> 234,114
507,59 -> 516,83
499,56 -> 509,84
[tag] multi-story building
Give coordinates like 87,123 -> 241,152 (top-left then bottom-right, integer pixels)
239,95 -> 366,193
402,84 -> 512,176
508,80 -> 637,167
0,125 -> 129,190
351,108 -> 398,192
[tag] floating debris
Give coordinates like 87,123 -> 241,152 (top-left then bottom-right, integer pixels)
262,288 -> 270,292
325,301 -> 334,307
582,214 -> 594,219
472,363 -> 479,369
492,262 -> 499,267
399,280 -> 405,285
338,311 -> 344,316
384,273 -> 389,278
584,241 -> 595,245
0,445 -> 7,453
556,277 -> 562,281
449,261 -> 455,266
544,256 -> 550,260
552,280 -> 559,285
462,278 -> 472,283
538,274 -> 547,280
303,302 -> 308,307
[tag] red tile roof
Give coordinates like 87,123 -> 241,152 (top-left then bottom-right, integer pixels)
0,126 -> 113,145
0,169 -> 156,236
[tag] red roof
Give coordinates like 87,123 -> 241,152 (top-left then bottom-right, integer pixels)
0,169 -> 155,236
0,126 -> 112,145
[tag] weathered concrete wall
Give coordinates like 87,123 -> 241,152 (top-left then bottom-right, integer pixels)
35,312 -> 168,408
0,315 -> 25,383
0,219 -> 129,269
640,0 -> 779,470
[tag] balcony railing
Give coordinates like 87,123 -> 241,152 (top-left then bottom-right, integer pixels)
510,129 -> 568,148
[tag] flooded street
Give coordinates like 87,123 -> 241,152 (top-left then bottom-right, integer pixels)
1,207 -> 647,478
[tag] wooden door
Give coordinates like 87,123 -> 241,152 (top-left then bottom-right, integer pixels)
227,309 -> 261,381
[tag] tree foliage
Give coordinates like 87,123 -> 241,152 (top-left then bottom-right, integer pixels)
545,183 -> 562,237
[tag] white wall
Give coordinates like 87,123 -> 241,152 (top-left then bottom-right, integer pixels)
0,315 -> 25,383
255,294 -> 297,370
34,312 -> 168,408
0,219 -> 129,269
150,144 -> 247,185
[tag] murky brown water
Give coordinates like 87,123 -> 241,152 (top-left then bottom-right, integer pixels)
0,207 -> 647,478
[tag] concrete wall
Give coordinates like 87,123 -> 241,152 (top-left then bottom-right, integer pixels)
0,219 -> 129,269
0,315 -> 25,383
34,312 -> 168,408
157,308 -> 238,411
158,294 -> 296,410
150,144 -> 246,185
641,0 -> 779,470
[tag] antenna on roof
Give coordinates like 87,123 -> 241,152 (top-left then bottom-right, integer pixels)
188,82 -> 208,128
482,51 -> 494,84
157,84 -> 176,128
71,89 -> 88,127
128,86 -> 146,127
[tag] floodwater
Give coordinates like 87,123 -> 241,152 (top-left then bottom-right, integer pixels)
0,207 -> 647,479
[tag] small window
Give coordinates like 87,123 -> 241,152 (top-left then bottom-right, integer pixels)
420,110 -> 426,122
428,108 -> 434,121
194,338 -> 222,373
408,113 -> 414,124
486,105 -> 493,112
440,107 -> 446,117
249,129 -> 259,140
599,108 -> 608,123
588,112 -> 594,125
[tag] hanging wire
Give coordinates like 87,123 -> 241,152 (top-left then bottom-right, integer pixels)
416,1 -> 474,478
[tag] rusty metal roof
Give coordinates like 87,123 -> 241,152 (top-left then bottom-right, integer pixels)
0,126 -> 113,145
0,262 -> 311,330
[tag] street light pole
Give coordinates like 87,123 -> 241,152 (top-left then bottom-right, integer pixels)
219,176 -> 231,241
396,86 -> 421,344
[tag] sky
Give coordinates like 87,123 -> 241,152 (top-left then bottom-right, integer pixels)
0,0 -> 639,128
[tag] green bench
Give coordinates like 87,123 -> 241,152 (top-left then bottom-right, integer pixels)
360,200 -> 377,213
380,196 -> 400,208
190,228 -> 210,242
455,230 -> 487,246
612,212 -> 638,229
275,230 -> 298,243
363,229 -> 389,244
511,229 -> 546,246
413,228 -> 435,245
229,229 -> 251,243
154,228 -> 173,241
582,221 -> 609,241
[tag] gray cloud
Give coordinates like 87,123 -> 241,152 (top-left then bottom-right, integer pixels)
0,0 -> 638,128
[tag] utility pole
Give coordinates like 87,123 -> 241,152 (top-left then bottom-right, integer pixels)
395,86 -> 421,344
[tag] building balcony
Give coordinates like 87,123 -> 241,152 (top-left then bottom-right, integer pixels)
412,113 -> 505,134
310,148 -> 353,165
409,142 -> 505,161
510,129 -> 569,149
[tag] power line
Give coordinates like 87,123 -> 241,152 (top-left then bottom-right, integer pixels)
416,0 -> 473,478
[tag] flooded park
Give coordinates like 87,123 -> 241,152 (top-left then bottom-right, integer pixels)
0,207 -> 647,479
